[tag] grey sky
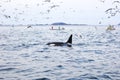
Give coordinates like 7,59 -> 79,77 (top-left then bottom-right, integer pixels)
0,0 -> 120,25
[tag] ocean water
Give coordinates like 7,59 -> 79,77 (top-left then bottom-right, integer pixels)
0,26 -> 120,80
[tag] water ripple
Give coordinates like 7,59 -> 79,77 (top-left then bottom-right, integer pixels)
0,26 -> 120,80
33,78 -> 51,80
0,67 -> 16,72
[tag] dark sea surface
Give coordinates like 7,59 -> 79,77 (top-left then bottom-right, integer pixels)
0,26 -> 120,80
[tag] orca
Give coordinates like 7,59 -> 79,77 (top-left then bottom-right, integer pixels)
47,34 -> 72,47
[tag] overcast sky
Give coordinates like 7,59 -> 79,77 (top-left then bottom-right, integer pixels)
0,0 -> 120,25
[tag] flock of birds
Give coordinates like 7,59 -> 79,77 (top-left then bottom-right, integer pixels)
0,0 -> 64,24
105,1 -> 120,18
0,0 -> 76,25
0,0 -> 120,25
98,0 -> 120,24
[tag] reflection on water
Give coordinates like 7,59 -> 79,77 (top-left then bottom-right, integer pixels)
0,26 -> 120,80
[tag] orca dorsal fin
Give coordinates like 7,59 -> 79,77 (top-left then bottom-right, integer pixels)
66,34 -> 72,44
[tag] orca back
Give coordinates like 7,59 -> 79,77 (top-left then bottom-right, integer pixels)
66,34 -> 72,44
47,34 -> 72,47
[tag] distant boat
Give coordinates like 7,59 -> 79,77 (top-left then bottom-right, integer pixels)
50,26 -> 65,30
49,28 -> 65,30
106,25 -> 115,31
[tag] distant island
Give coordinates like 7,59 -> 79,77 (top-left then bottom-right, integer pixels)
52,22 -> 68,25
51,22 -> 87,26
0,22 -> 88,26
